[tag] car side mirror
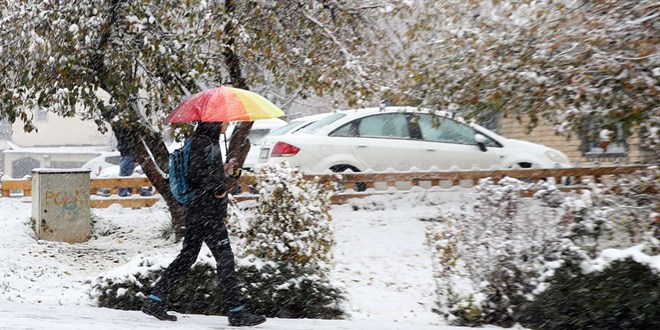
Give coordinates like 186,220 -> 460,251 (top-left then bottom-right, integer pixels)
475,134 -> 487,152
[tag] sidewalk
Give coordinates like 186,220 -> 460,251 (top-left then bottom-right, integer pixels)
0,302 -> 474,330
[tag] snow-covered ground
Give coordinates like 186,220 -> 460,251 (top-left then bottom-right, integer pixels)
0,190 -> 512,329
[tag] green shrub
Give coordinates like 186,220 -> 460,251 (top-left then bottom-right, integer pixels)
237,260 -> 344,318
518,258 -> 660,330
91,250 -> 345,317
92,256 -> 234,314
91,256 -> 164,311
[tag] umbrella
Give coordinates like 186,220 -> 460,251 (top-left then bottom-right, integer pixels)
165,86 -> 285,123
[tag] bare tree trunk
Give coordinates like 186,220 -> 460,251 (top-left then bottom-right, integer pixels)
130,127 -> 187,239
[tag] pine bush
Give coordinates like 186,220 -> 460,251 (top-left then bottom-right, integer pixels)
90,254 -> 231,314
227,162 -> 344,318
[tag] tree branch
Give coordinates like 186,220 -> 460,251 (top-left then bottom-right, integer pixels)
298,1 -> 368,81
222,0 -> 254,187
89,0 -> 123,88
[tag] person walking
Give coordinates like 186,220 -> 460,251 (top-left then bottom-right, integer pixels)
141,122 -> 266,327
100,107 -> 137,196
115,126 -> 137,197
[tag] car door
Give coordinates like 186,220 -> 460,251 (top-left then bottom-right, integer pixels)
416,114 -> 502,170
343,113 -> 422,171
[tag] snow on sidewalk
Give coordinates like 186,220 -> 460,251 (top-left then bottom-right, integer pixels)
0,301 -> 481,330
0,190 -> 479,329
331,196 -> 438,325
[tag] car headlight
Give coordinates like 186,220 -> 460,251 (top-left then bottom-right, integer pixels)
545,150 -> 570,164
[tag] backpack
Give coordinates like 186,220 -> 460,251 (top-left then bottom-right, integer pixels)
168,136 -> 215,205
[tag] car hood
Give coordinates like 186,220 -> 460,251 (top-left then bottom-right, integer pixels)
498,137 -> 551,152
497,137 -> 572,167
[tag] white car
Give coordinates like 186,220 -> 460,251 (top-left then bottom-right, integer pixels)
224,118 -> 287,170
96,165 -> 144,178
251,112 -> 336,170
82,152 -> 122,177
259,106 -> 571,173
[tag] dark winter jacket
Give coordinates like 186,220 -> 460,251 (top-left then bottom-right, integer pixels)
114,126 -> 133,157
101,106 -> 133,157
187,122 -> 228,204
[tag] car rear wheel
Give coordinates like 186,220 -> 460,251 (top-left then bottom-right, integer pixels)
330,165 -> 367,192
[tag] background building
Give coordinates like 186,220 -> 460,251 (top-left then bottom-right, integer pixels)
496,116 -> 652,166
1,109 -> 115,178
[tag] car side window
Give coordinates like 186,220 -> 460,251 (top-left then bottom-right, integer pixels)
330,122 -> 356,137
248,129 -> 272,145
474,131 -> 501,147
418,114 -> 477,145
107,155 -> 122,165
358,114 -> 411,139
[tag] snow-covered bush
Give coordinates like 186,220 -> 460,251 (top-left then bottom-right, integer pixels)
518,169 -> 660,330
519,256 -> 660,330
560,170 -> 659,257
227,162 -> 344,318
89,255 -> 173,311
89,253 -> 235,314
427,178 -> 565,326
90,162 -> 344,318
428,170 -> 659,327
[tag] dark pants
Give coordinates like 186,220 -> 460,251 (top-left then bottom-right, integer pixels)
118,155 -> 136,197
150,199 -> 241,309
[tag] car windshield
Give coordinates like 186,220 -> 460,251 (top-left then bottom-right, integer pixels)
248,129 -> 272,145
298,113 -> 346,134
267,121 -> 303,137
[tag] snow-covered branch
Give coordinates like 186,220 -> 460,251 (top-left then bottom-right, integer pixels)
298,2 -> 369,82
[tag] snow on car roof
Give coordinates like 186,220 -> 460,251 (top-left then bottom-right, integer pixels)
336,106 -> 462,121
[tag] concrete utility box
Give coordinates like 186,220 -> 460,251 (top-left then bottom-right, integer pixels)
32,169 -> 91,243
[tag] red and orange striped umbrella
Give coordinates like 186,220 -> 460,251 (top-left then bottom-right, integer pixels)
165,86 -> 285,123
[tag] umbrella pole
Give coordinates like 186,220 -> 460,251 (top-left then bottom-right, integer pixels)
222,133 -> 229,163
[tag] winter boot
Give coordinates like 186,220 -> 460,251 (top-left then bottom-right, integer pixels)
141,294 -> 177,321
228,305 -> 266,327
